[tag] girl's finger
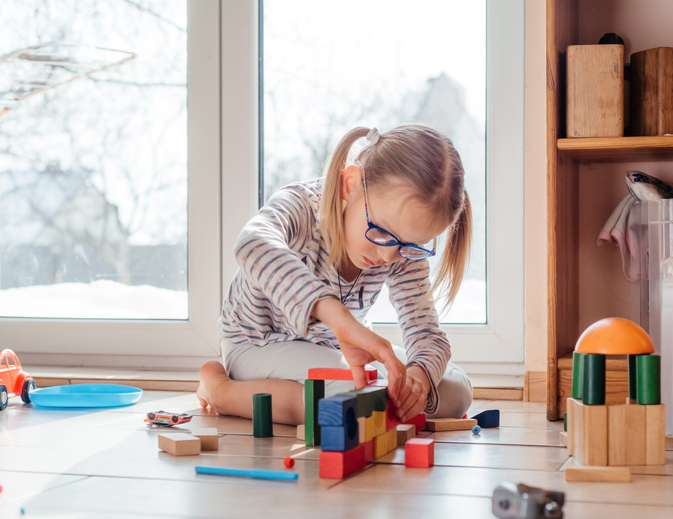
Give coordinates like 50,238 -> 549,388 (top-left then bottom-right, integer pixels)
350,366 -> 368,389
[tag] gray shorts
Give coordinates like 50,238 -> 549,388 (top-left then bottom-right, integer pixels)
221,339 -> 473,419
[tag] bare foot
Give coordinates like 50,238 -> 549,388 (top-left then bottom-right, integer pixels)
196,360 -> 231,413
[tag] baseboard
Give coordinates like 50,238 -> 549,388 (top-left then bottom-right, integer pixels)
523,371 -> 546,402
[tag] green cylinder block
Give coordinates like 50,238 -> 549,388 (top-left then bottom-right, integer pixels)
636,354 -> 661,405
628,354 -> 638,400
252,393 -> 273,438
572,352 -> 584,400
582,354 -> 606,405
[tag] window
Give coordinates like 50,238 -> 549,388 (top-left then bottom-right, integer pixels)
1,1 -> 221,367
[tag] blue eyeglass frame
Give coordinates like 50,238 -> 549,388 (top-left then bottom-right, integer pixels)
356,160 -> 436,261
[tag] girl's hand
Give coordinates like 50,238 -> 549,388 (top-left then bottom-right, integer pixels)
312,298 -> 407,399
395,365 -> 431,423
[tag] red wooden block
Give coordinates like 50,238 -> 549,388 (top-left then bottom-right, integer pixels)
405,438 -> 434,468
404,414 -> 426,432
386,399 -> 399,431
319,443 -> 366,479
363,439 -> 375,463
308,368 -> 377,382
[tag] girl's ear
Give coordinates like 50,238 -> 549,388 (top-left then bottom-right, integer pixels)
339,165 -> 362,202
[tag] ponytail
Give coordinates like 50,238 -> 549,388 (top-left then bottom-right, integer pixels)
319,126 -> 370,269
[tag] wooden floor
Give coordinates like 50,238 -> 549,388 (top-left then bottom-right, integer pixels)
1,392 -> 672,518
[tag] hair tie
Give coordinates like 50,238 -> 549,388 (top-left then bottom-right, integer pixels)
366,127 -> 381,145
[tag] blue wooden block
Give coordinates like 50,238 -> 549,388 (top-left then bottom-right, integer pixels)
318,395 -> 358,427
470,409 -> 500,428
321,423 -> 359,452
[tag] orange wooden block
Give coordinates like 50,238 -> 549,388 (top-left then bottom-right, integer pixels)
308,368 -> 377,382
319,443 -> 366,479
645,404 -> 666,465
405,438 -> 434,468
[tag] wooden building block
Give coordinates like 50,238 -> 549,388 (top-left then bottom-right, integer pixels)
308,368 -> 377,382
571,398 -> 608,466
405,438 -> 434,468
318,395 -> 358,427
374,432 -> 389,459
625,404 -> 646,465
559,431 -> 568,447
319,443 -> 366,479
385,427 -> 397,454
471,409 -> 500,429
426,418 -> 478,432
357,416 -> 366,443
296,424 -> 305,441
363,439 -> 375,463
631,47 -> 673,136
404,413 -> 426,432
252,393 -> 273,438
565,465 -> 631,483
158,433 -> 201,456
321,423 -> 359,452
645,404 -> 666,465
566,398 -> 575,456
566,44 -> 624,138
385,399 -> 399,431
397,424 -> 416,445
337,386 -> 387,417
191,428 -> 218,451
608,405 -> 626,466
304,379 -> 324,447
363,414 -> 376,443
370,410 -> 386,438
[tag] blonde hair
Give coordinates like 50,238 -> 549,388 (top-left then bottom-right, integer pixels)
319,123 -> 472,307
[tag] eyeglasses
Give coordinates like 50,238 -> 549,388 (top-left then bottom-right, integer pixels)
356,160 -> 436,261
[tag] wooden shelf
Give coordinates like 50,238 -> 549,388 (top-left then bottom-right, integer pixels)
557,136 -> 673,162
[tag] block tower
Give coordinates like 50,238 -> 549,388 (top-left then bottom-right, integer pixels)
303,368 -> 405,479
566,317 -> 666,469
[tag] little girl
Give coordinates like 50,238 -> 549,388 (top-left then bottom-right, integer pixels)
197,124 -> 473,426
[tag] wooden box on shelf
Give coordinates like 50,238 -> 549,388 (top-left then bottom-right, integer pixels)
631,47 -> 673,136
567,44 -> 624,138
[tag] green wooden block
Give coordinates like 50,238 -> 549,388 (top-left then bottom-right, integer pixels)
572,352 -> 584,400
304,379 -> 324,446
583,354 -> 606,405
252,393 -> 273,438
628,354 -> 638,400
337,385 -> 387,417
636,354 -> 661,405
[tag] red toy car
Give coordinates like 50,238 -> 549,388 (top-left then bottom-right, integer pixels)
0,349 -> 36,410
144,411 -> 193,426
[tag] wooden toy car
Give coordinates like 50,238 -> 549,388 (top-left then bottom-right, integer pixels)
144,411 -> 193,426
0,349 -> 36,410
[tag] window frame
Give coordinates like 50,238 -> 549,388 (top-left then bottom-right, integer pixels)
2,0 -> 222,369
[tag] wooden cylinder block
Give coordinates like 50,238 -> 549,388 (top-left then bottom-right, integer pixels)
583,354 -> 606,405
628,354 -> 638,400
567,44 -> 624,138
572,352 -> 584,400
636,354 -> 661,405
252,392 -> 273,438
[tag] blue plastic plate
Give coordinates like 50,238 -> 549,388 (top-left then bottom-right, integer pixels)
29,384 -> 143,408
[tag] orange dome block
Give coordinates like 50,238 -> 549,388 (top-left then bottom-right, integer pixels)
575,317 -> 655,355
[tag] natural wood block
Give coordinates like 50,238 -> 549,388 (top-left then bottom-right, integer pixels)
608,405 -> 626,466
645,404 -> 666,465
426,418 -> 477,432
565,465 -> 631,483
631,47 -> 673,136
191,428 -> 218,451
567,397 -> 575,456
558,368 -> 629,419
158,433 -> 201,456
567,44 -> 624,138
625,404 -> 646,466
570,398 -> 608,466
358,416 -> 366,444
397,424 -> 416,445
559,431 -> 568,447
296,424 -> 305,441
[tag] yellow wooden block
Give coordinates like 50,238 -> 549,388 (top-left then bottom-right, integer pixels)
158,433 -> 201,456
566,465 -> 631,483
296,424 -> 305,441
374,432 -> 389,459
358,416 -> 366,444
397,424 -> 416,445
625,404 -> 646,466
426,418 -> 477,432
386,427 -> 397,454
645,404 -> 666,465
608,405 -> 626,466
364,414 -> 376,442
191,428 -> 219,451
371,410 -> 386,438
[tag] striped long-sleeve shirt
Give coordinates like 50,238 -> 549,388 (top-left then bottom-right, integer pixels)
219,178 -> 451,414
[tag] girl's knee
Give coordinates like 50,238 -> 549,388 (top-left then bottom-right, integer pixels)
430,366 -> 473,419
